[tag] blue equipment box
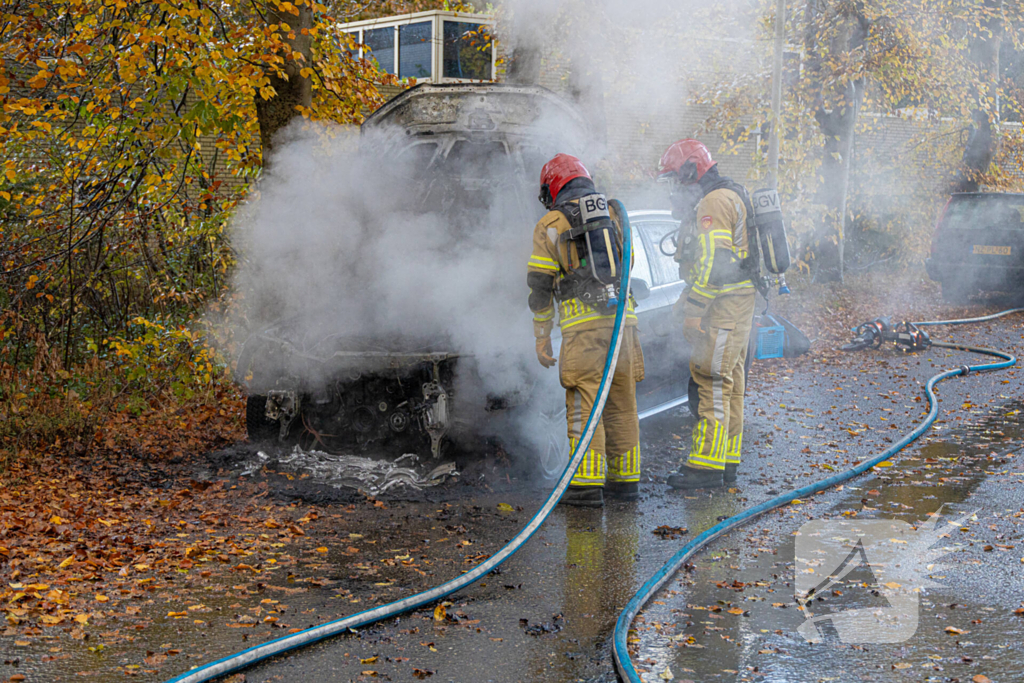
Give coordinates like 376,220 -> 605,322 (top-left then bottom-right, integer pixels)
755,323 -> 785,359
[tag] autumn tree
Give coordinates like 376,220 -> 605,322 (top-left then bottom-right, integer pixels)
0,0 -> 389,368
692,0 -> 1024,277
803,0 -> 870,282
950,0 -> 1005,193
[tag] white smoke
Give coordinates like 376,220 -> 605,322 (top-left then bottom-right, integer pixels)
226,0 -> 766,463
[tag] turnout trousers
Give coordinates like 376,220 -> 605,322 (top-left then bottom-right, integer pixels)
688,292 -> 755,471
560,326 -> 644,487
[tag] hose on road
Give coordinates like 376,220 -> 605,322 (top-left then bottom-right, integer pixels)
165,202 -> 634,683
612,310 -> 1020,683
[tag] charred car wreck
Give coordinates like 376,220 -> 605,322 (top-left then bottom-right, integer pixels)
238,84 -> 590,464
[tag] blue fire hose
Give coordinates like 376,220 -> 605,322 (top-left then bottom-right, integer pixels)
165,202 -> 634,683
612,310 -> 1020,682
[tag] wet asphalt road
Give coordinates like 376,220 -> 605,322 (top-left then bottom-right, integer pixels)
227,306 -> 1023,683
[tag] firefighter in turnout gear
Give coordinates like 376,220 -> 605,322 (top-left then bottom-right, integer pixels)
527,154 -> 645,507
659,140 -> 756,489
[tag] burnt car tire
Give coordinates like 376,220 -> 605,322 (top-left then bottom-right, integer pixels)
246,394 -> 279,442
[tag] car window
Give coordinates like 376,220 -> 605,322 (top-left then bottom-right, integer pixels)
441,140 -> 512,178
637,220 -> 682,285
945,195 -> 1024,230
629,224 -> 653,285
396,142 -> 439,171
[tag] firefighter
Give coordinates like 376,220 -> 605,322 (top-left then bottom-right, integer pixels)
658,139 -> 756,489
527,154 -> 644,507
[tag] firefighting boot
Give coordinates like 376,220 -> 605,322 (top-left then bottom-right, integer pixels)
559,485 -> 604,507
724,463 -> 738,484
667,466 -> 724,490
605,481 -> 639,501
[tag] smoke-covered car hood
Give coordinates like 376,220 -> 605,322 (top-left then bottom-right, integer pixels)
362,82 -> 589,149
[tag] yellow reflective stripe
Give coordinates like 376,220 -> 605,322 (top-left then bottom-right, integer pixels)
558,297 -> 637,329
690,283 -> 719,299
696,233 -> 714,287
717,280 -> 754,291
561,312 -> 638,330
570,439 -> 606,485
609,443 -> 641,481
725,434 -> 742,464
533,307 -> 555,321
528,256 -> 559,271
688,454 -> 726,470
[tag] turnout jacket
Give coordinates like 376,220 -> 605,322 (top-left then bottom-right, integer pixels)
527,199 -> 637,338
678,186 -> 756,321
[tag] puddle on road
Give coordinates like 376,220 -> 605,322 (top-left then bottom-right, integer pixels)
637,400 -> 1024,682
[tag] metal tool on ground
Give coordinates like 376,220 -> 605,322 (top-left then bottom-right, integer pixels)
841,316 -> 933,352
247,447 -> 458,496
613,308 -> 1021,683
163,203 -> 634,683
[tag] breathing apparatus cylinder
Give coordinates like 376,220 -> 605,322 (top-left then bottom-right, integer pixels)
556,193 -> 622,308
750,188 -> 792,294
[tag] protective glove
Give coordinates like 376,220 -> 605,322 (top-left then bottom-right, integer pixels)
535,336 -> 557,368
682,317 -> 705,345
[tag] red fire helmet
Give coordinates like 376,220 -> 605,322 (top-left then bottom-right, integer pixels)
540,153 -> 591,205
658,139 -> 715,183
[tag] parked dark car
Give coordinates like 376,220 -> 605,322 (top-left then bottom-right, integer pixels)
237,83 -> 697,477
926,192 -> 1024,303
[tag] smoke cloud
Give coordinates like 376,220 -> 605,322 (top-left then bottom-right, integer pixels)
227,0 -> 766,465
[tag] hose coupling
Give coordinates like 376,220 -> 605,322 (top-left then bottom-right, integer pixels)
960,365 -> 971,376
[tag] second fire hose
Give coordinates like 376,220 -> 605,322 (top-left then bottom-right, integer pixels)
164,202 -> 635,683
613,309 -> 1020,683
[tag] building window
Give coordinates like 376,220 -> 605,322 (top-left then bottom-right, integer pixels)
364,27 -> 396,75
339,11 -> 495,83
442,21 -> 491,80
399,22 -> 432,79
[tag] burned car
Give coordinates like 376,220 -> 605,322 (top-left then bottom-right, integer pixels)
238,83 -> 695,476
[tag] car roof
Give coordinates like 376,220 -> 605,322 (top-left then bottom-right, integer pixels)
627,210 -> 674,219
361,82 -> 589,140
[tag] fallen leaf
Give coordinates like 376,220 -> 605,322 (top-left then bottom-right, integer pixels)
433,604 -> 446,622
360,656 -> 378,664
945,626 -> 967,635
972,676 -> 992,683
